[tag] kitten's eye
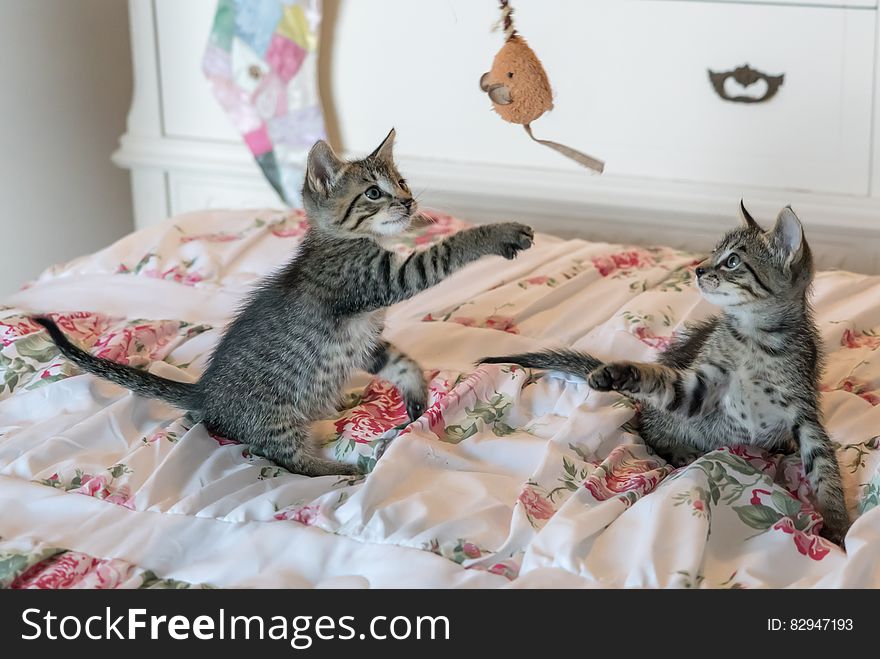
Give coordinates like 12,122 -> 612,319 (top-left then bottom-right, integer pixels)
725,254 -> 741,269
364,186 -> 382,201
507,72 -> 514,79
398,179 -> 409,192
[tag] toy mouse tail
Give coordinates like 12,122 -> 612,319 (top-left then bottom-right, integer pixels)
524,124 -> 605,173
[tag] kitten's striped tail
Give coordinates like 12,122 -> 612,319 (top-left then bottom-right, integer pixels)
32,317 -> 202,410
480,349 -> 603,377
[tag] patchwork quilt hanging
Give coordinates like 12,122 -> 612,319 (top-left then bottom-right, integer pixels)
202,0 -> 325,206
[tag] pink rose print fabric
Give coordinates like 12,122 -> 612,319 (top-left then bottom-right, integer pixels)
2,538 -> 207,589
2,207 -> 880,588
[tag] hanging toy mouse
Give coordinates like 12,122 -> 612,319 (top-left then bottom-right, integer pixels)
479,0 -> 604,173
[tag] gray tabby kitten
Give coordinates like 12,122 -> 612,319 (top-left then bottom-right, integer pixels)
34,129 -> 534,477
482,204 -> 849,543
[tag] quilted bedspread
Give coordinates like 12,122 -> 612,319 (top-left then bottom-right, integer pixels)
1,208 -> 879,589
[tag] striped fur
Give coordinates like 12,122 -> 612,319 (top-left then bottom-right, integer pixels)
35,130 -> 534,477
482,205 -> 850,544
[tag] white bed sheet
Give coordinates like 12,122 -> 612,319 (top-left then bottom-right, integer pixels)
1,208 -> 879,588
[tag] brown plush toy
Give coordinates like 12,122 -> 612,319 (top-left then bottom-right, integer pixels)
479,0 -> 604,173
480,35 -> 553,126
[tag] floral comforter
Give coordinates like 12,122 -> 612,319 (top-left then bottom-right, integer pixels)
1,208 -> 879,589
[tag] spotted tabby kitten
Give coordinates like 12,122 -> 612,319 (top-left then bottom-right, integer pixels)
35,129 -> 534,477
483,204 -> 849,543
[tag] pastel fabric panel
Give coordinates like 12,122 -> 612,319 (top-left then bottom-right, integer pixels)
233,0 -> 282,56
203,0 -> 325,206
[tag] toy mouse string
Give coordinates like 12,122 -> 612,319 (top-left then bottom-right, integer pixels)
523,124 -> 605,173
498,0 -> 516,41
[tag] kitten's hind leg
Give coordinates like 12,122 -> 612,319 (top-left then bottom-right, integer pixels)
366,340 -> 429,422
795,419 -> 850,544
639,410 -> 704,467
296,454 -> 361,478
648,441 -> 703,468
256,424 -> 360,477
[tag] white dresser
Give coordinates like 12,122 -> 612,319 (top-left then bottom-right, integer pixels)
113,0 -> 880,272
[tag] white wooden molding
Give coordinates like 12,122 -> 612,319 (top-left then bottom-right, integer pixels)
118,0 -> 169,228
870,4 -> 880,197
114,131 -> 880,272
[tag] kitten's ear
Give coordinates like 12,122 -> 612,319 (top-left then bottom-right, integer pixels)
369,128 -> 396,163
770,206 -> 804,268
739,199 -> 762,231
306,140 -> 344,195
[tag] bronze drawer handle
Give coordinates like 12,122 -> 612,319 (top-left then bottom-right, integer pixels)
707,64 -> 784,104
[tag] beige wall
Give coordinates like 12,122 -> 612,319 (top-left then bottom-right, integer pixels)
0,0 -> 134,297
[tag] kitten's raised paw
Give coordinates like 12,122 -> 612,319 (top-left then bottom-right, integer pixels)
588,363 -> 640,393
489,222 -> 534,260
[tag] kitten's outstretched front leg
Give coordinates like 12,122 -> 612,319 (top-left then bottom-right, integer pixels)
589,361 -> 682,408
795,419 -> 850,544
341,223 -> 534,314
589,361 -> 720,418
366,340 -> 428,421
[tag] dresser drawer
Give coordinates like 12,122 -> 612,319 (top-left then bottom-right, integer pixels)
155,0 -> 241,142
334,0 -> 874,195
561,1 -> 875,194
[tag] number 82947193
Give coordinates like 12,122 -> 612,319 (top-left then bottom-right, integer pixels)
768,619 -> 853,631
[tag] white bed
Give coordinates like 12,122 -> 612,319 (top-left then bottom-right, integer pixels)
1,208 -> 878,588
